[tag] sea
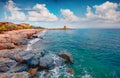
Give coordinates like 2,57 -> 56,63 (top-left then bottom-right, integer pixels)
29,29 -> 120,78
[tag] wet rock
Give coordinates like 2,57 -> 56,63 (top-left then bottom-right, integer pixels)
68,68 -> 74,76
10,64 -> 29,73
28,68 -> 38,77
39,54 -> 54,69
22,54 -> 34,64
29,57 -> 39,68
58,52 -> 73,64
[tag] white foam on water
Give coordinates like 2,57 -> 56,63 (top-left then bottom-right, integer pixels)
38,30 -> 47,37
26,30 -> 47,51
81,70 -> 92,78
26,38 -> 40,51
37,54 -> 73,78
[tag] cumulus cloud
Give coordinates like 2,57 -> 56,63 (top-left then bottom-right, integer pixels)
28,4 -> 58,22
60,9 -> 79,22
5,0 -> 26,21
86,1 -> 120,23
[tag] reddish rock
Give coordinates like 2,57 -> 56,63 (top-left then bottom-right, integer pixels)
0,43 -> 15,50
68,68 -> 74,76
28,68 -> 38,76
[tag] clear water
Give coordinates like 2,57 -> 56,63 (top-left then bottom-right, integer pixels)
34,29 -> 120,78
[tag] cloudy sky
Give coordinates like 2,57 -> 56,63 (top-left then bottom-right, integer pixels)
0,0 -> 120,28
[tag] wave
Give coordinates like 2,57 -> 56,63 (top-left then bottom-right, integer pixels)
26,30 -> 47,51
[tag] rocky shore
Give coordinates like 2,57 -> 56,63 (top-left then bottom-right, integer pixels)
0,29 -> 74,78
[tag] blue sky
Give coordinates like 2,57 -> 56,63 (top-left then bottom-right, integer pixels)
0,0 -> 120,28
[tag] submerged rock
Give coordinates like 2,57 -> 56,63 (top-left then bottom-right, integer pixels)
68,68 -> 74,76
58,52 -> 73,64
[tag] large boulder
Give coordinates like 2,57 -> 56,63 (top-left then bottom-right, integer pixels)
58,52 -> 73,64
0,58 -> 17,72
39,54 -> 63,70
10,64 -> 29,73
28,57 -> 39,68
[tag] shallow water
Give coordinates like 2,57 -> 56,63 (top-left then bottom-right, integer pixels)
33,29 -> 120,78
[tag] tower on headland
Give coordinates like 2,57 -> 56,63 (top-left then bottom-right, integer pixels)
64,26 -> 67,30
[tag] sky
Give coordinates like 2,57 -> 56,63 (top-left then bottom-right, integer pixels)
0,0 -> 120,28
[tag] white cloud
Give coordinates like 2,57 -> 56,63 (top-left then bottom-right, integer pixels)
5,0 -> 26,21
60,9 -> 79,22
86,1 -> 120,23
28,4 -> 58,22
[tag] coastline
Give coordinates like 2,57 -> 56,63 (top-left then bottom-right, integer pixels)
0,29 -> 74,78
0,29 -> 44,50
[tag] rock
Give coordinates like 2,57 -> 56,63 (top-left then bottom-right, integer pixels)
19,38 -> 28,45
68,68 -> 74,76
8,53 -> 23,63
32,34 -> 38,38
0,62 -> 9,72
39,54 -> 54,69
5,72 -> 32,78
39,54 -> 63,70
0,43 -> 15,50
10,64 -> 29,73
28,68 -> 38,76
0,58 -> 17,72
29,57 -> 39,68
58,52 -> 73,64
22,54 -> 34,64
44,71 -> 51,76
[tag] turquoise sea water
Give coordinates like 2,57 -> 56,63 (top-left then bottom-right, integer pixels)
34,29 -> 120,78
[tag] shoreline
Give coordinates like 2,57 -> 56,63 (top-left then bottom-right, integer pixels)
0,29 -> 74,78
0,29 -> 44,50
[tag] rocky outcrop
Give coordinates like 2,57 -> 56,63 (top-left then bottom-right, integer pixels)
58,52 -> 73,64
0,43 -> 15,50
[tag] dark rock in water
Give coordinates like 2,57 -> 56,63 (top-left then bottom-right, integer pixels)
39,54 -> 63,70
29,57 -> 39,68
58,52 -> 73,64
10,64 -> 29,73
32,34 -> 38,38
68,68 -> 74,76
